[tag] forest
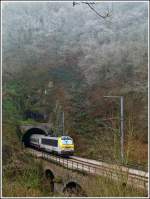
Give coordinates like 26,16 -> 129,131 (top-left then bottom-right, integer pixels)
2,1 -> 148,197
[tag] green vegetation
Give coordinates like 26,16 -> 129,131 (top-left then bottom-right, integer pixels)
3,156 -> 53,197
2,65 -> 148,196
2,81 -> 50,197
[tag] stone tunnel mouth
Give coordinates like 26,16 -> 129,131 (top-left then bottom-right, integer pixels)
22,128 -> 46,147
63,181 -> 87,197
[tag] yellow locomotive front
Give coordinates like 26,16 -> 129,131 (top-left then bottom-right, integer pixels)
58,136 -> 74,156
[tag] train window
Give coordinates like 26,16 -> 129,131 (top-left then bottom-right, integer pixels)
31,138 -> 39,143
52,139 -> 58,147
61,136 -> 72,140
42,138 -> 58,147
61,140 -> 73,145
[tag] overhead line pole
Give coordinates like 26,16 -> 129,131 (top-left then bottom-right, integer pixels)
120,96 -> 124,161
104,95 -> 124,161
62,111 -> 64,136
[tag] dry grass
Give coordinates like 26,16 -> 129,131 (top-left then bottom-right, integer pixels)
2,152 -> 53,197
125,138 -> 148,168
72,124 -> 148,170
2,180 -> 43,197
84,175 -> 147,197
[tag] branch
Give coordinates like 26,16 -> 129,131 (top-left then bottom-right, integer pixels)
73,1 -> 111,19
86,2 -> 110,19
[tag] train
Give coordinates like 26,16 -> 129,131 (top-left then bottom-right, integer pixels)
29,134 -> 74,156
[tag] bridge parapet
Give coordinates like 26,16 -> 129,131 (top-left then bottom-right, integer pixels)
26,148 -> 148,195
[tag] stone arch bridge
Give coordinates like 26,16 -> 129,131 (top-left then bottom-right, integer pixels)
41,157 -> 88,196
26,148 -> 148,197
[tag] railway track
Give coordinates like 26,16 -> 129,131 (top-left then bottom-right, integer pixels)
71,155 -> 147,179
26,148 -> 148,191
71,155 -> 148,189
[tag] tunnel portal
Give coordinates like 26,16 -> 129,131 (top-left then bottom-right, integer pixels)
22,128 -> 46,147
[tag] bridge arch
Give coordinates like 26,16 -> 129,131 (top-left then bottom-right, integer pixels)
63,181 -> 86,196
22,127 -> 46,147
45,169 -> 55,192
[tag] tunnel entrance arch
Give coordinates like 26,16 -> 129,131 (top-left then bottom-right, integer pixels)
22,128 -> 46,147
45,169 -> 55,193
63,181 -> 86,197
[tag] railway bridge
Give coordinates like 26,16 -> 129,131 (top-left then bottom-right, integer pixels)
20,124 -> 148,196
27,149 -> 88,196
26,148 -> 148,197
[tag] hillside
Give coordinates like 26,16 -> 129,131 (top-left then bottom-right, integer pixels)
2,1 -> 148,197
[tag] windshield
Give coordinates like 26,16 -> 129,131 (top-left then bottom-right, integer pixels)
61,139 -> 73,145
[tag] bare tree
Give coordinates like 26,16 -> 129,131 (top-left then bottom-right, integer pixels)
73,1 -> 112,19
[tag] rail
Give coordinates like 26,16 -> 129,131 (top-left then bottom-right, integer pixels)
26,148 -> 148,191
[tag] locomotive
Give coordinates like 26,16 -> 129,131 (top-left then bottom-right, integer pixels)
29,134 -> 74,156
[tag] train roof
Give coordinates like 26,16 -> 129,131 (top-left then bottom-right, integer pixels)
30,134 -> 73,140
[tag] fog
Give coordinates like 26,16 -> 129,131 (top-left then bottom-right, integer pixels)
2,2 -> 148,91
